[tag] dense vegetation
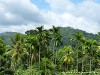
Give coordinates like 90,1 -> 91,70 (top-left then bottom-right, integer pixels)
0,27 -> 99,45
0,26 -> 100,75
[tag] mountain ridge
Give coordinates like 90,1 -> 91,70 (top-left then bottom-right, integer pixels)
0,27 -> 99,45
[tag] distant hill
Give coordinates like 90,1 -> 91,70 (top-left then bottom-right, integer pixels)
0,32 -> 19,44
0,27 -> 99,45
60,27 -> 99,45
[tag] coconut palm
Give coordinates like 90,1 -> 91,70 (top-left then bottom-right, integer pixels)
85,39 -> 97,72
36,26 -> 45,72
0,37 -> 7,74
0,37 -> 6,56
25,35 -> 39,75
6,33 -> 25,71
57,45 -> 74,71
25,26 -> 52,73
50,26 -> 62,63
72,32 -> 85,72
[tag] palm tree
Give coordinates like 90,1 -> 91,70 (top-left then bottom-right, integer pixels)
6,33 -> 25,71
63,46 -> 74,71
0,37 -> 6,56
25,33 -> 41,75
50,26 -> 62,64
49,26 -> 62,74
42,30 -> 51,57
25,26 -> 51,74
0,37 -> 7,74
85,39 -> 97,72
36,26 -> 45,72
72,32 -> 85,72
57,45 -> 74,71
97,32 -> 100,42
41,57 -> 56,75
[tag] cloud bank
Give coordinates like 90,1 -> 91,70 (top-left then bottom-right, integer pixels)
0,0 -> 100,34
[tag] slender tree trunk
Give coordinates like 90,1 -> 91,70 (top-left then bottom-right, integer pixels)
67,64 -> 68,71
31,54 -> 33,75
55,47 -> 57,65
53,44 -> 56,74
53,44 -> 55,62
45,60 -> 46,75
77,51 -> 78,72
30,44 -> 32,75
47,46 -> 48,53
29,47 -> 30,75
39,43 -> 41,73
90,58 -> 91,72
64,63 -> 66,72
82,59 -> 83,72
54,42 -> 57,65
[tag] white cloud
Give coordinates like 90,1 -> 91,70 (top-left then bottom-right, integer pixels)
0,24 -> 38,33
0,0 -> 100,34
44,0 -> 100,34
0,0 -> 48,25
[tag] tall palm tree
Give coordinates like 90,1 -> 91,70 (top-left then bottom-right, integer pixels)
72,32 -> 85,72
25,35 -> 39,75
0,37 -> 7,74
49,26 -> 62,74
41,30 -> 52,58
36,26 -> 45,72
50,26 -> 62,64
6,33 -> 25,71
25,26 -> 50,74
63,46 -> 74,71
85,39 -> 97,72
57,45 -> 74,71
0,37 -> 6,56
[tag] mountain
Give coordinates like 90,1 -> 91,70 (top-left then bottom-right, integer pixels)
0,32 -> 19,44
60,27 -> 99,45
0,27 -> 99,45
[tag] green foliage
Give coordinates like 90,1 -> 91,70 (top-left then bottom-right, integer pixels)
0,26 -> 100,75
0,37 -> 6,55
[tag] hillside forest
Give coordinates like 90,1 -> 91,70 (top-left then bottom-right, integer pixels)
0,26 -> 100,75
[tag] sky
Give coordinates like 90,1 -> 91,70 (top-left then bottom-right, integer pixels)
0,0 -> 100,34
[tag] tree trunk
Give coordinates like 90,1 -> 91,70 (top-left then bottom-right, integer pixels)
64,63 -> 66,72
67,64 -> 68,71
55,48 -> 57,65
39,43 -> 41,73
82,59 -> 83,72
53,44 -> 55,62
77,51 -> 78,72
30,44 -> 32,75
90,58 -> 91,72
45,60 -> 46,75
31,54 -> 33,75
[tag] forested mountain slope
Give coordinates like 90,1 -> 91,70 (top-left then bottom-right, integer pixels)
0,32 -> 20,44
0,27 -> 99,45
59,27 -> 99,45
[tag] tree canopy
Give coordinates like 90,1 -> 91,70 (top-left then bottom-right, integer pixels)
0,26 -> 100,75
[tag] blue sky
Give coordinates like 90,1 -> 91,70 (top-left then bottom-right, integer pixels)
31,0 -> 100,8
0,0 -> 100,34
30,0 -> 50,9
